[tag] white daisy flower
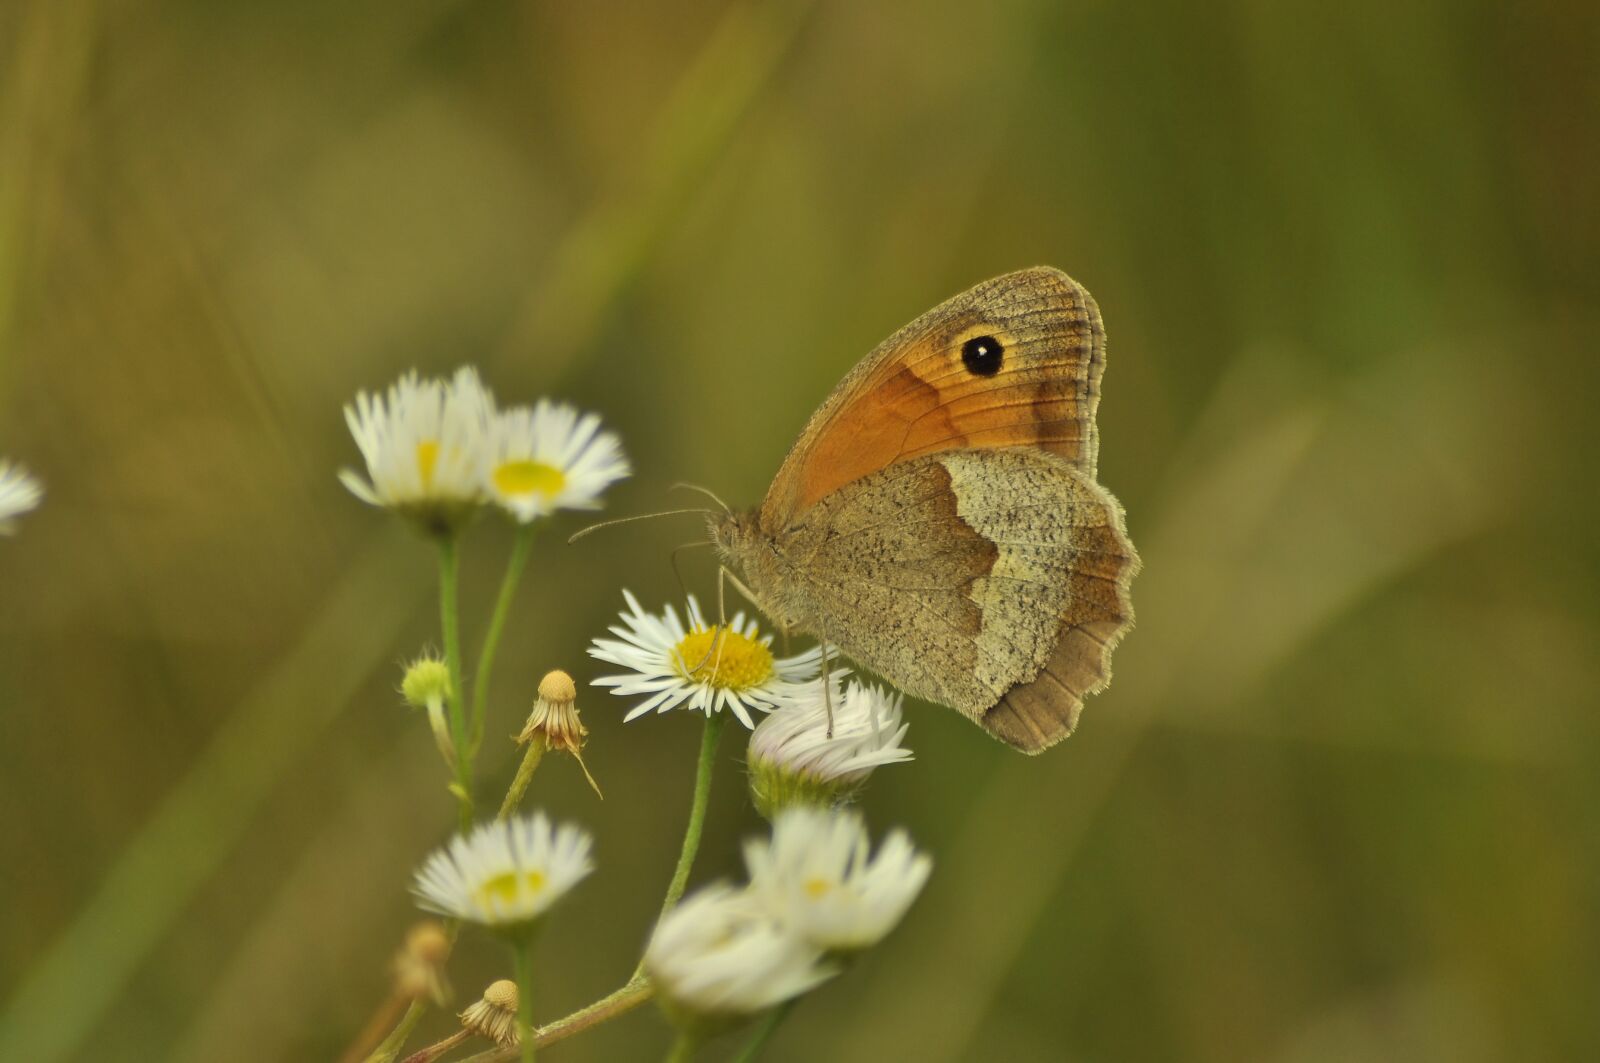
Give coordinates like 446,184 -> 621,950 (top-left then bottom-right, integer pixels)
748,677 -> 912,817
339,367 -> 495,532
644,884 -> 836,1019
486,399 -> 630,522
588,591 -> 823,729
412,813 -> 593,933
0,461 -> 42,535
744,808 -> 931,953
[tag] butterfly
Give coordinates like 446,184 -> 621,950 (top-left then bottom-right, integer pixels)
709,267 -> 1139,754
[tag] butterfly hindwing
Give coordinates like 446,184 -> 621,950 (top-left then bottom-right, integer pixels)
774,448 -> 1137,752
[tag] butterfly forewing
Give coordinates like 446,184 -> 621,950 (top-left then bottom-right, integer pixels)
760,267 -> 1105,528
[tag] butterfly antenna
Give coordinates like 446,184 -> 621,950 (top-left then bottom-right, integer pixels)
669,482 -> 732,514
670,540 -> 714,599
567,508 -> 714,544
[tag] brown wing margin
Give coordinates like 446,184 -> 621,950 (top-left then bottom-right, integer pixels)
981,490 -> 1140,754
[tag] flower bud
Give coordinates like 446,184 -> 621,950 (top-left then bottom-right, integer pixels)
401,656 -> 452,709
400,654 -> 456,768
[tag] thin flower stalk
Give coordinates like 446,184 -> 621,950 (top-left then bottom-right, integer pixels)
637,711 -> 727,976
397,1029 -> 470,1063
471,524 -> 536,755
665,1029 -> 702,1063
730,1000 -> 797,1062
513,942 -> 538,1063
437,536 -> 474,827
452,978 -> 656,1062
498,735 -> 547,821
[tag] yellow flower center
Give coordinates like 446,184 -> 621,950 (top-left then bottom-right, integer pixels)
803,876 -> 833,900
416,440 -> 440,487
474,869 -> 547,911
493,459 -> 566,499
673,626 -> 774,691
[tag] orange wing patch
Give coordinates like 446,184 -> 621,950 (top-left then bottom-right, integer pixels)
761,268 -> 1105,527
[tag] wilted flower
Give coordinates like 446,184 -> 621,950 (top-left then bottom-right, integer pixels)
516,669 -> 601,798
392,920 -> 452,1006
459,979 -> 521,1047
517,669 -> 587,755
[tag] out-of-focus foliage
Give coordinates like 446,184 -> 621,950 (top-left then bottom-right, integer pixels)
1,1 -> 1595,1060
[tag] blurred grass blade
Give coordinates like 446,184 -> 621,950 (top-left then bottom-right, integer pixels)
495,0 -> 815,366
0,537 -> 418,1063
0,0 -> 96,375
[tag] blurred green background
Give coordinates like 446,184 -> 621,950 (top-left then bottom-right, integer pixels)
2,1 -> 1596,1060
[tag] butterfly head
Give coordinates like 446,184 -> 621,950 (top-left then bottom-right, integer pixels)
708,508 -> 758,566
709,508 -> 799,622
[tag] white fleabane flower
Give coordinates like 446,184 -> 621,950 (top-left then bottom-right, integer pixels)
339,367 -> 495,532
412,813 -> 592,933
744,808 -> 931,953
644,884 -> 836,1021
486,400 -> 630,522
0,461 -> 43,535
588,591 -> 822,729
749,677 -> 912,817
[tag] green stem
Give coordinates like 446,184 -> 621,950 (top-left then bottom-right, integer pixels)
664,1029 -> 701,1063
454,978 -> 655,1062
643,712 -> 726,960
363,999 -> 426,1063
730,1000 -> 797,1063
632,713 -> 726,980
471,524 -> 536,755
396,1028 -> 470,1063
514,939 -> 538,1063
498,736 -> 547,820
437,536 -> 474,830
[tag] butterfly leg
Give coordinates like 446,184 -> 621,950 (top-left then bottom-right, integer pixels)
820,641 -> 834,738
669,540 -> 713,600
720,565 -> 767,618
709,562 -> 731,683
686,562 -> 767,677
685,564 -> 731,680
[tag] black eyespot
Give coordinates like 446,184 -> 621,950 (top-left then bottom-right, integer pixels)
961,335 -> 1004,376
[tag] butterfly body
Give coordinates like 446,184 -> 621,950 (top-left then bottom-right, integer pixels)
714,268 -> 1139,754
